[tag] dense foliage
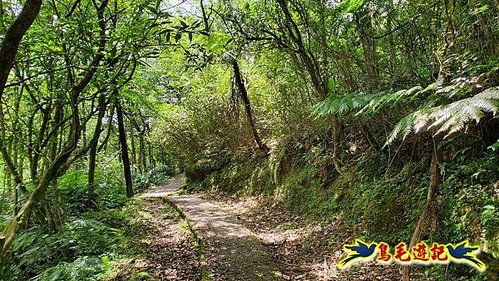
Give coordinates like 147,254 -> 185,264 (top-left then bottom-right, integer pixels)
1,0 -> 498,280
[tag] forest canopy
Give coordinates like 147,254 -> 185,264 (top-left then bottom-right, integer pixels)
0,0 -> 498,280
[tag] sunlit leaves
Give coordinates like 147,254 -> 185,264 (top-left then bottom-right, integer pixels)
385,87 -> 499,145
312,93 -> 378,117
338,0 -> 366,13
312,85 -> 425,118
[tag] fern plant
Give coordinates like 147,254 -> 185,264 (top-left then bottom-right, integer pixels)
312,85 -> 427,118
312,93 -> 378,117
313,73 -> 498,145
386,86 -> 499,144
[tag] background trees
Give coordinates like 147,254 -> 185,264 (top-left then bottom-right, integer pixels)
155,0 -> 499,280
1,0 -> 498,280
0,0 -> 173,263
0,0 -> 42,100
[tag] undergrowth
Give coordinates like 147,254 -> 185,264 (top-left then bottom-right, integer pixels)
0,163 -> 173,281
191,139 -> 499,280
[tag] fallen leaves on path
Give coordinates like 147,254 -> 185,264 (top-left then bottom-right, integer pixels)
200,192 -> 401,280
113,198 -> 201,281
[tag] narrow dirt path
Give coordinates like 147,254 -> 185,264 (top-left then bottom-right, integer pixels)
199,193 -> 403,280
141,177 -> 284,281
124,195 -> 201,280
111,193 -> 201,280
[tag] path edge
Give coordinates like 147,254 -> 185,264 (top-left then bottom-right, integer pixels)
161,197 -> 212,281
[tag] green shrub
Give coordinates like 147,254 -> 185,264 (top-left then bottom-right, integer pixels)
33,257 -> 103,281
58,167 -> 128,215
134,165 -> 176,192
10,218 -> 129,279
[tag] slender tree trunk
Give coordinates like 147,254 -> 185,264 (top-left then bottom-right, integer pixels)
5,142 -> 12,194
139,130 -> 147,173
0,104 -> 28,195
116,98 -> 133,197
88,142 -> 99,196
88,95 -> 107,198
81,118 -> 87,170
130,132 -> 137,171
231,60 -> 268,154
30,105 -> 51,185
359,13 -> 378,93
13,181 -> 18,214
98,105 -> 114,153
14,156 -> 23,214
52,182 -> 63,232
148,141 -> 155,168
361,124 -> 380,151
45,101 -> 63,232
199,0 -> 210,31
331,118 -> 343,174
402,138 -> 441,281
0,0 -> 43,101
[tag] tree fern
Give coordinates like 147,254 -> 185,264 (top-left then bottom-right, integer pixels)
313,79 -> 497,146
386,109 -> 430,145
312,93 -> 378,117
358,85 -> 424,115
385,87 -> 499,145
312,85 -> 424,118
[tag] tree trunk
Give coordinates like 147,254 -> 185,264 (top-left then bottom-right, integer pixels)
231,60 -> 268,154
331,118 -> 343,174
116,98 -> 133,197
139,129 -> 147,173
98,105 -> 114,153
0,0 -> 43,101
45,101 -> 64,232
130,131 -> 137,170
358,12 -> 378,93
401,138 -> 441,281
88,141 -> 99,196
148,141 -> 156,168
88,95 -> 107,197
0,105 -> 28,195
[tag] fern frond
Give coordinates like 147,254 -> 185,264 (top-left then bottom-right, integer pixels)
476,87 -> 499,101
312,93 -> 377,117
385,87 -> 499,144
359,85 -> 423,115
385,111 -> 420,145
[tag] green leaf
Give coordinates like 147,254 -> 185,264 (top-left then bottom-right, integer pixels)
312,93 -> 377,117
339,0 -> 366,13
385,87 -> 499,144
488,139 -> 499,151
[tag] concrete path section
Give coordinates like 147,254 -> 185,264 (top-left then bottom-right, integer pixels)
141,177 -> 284,281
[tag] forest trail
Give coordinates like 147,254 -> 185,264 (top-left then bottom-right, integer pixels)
141,177 -> 284,281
